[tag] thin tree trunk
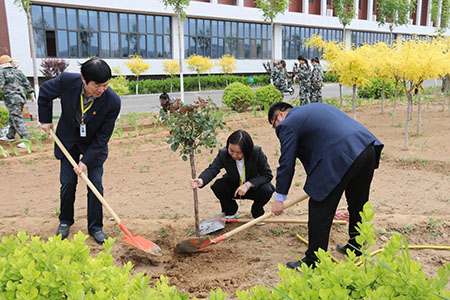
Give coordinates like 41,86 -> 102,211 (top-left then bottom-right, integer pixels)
189,151 -> 200,237
135,75 -> 139,95
392,81 -> 398,126
339,83 -> 343,109
410,94 -> 414,120
170,77 -> 173,93
352,84 -> 357,120
198,73 -> 201,91
381,80 -> 385,113
177,11 -> 185,104
416,93 -> 422,135
442,89 -> 446,112
404,93 -> 412,150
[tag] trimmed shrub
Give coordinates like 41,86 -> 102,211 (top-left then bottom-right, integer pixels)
222,82 -> 256,112
0,106 -> 8,128
0,232 -> 190,299
358,77 -> 404,99
255,84 -> 282,109
323,72 -> 339,83
109,76 -> 131,96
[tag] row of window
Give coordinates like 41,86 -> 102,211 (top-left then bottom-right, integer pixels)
30,5 -> 432,60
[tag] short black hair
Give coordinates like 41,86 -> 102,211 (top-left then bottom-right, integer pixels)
80,58 -> 112,84
268,102 -> 293,124
160,91 -> 169,100
226,130 -> 254,160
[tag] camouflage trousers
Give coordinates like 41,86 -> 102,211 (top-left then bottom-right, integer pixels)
310,88 -> 322,103
4,102 -> 30,140
298,84 -> 311,105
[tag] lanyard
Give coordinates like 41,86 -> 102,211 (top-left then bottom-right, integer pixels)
80,93 -> 94,124
239,164 -> 246,185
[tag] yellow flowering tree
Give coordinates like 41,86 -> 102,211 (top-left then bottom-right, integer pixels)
186,54 -> 214,91
368,43 -> 392,113
125,54 -> 150,95
218,54 -> 237,86
163,59 -> 180,93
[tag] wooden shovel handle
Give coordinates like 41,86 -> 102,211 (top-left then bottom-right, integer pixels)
50,130 -> 121,224
212,194 -> 309,243
236,219 -> 347,225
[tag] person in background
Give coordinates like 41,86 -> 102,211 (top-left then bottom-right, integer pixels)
271,60 -> 294,96
38,58 -> 121,245
268,102 -> 383,269
295,55 -> 311,105
159,91 -> 183,119
191,130 -> 275,222
0,55 -> 35,148
310,57 -> 324,103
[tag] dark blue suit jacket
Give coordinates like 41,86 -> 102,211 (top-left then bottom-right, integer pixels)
275,103 -> 383,201
199,146 -> 274,190
38,72 -> 121,167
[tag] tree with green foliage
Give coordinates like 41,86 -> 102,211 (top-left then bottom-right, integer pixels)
162,98 -> 225,236
255,0 -> 289,61
333,0 -> 355,46
376,0 -> 416,45
162,0 -> 190,104
431,0 -> 450,34
13,0 -> 39,95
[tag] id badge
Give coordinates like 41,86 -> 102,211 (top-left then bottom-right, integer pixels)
80,124 -> 87,137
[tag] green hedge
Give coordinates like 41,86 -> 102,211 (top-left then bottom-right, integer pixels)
129,74 -> 270,95
323,72 -> 339,83
222,82 -> 256,112
255,84 -> 283,109
358,77 -> 405,99
0,106 -> 8,128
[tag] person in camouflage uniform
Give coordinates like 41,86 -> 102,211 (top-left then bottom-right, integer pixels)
310,57 -> 324,103
271,60 -> 294,96
0,55 -> 34,142
159,91 -> 184,120
294,56 -> 311,105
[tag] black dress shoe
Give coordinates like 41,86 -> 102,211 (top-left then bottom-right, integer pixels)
56,224 -> 70,240
337,243 -> 362,256
89,230 -> 108,245
286,258 -> 317,269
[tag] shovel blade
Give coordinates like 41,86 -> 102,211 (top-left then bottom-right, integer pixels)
175,237 -> 213,254
199,218 -> 226,235
122,234 -> 163,256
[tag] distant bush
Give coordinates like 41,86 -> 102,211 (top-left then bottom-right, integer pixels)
109,76 -> 130,96
255,84 -> 282,109
323,72 -> 339,82
0,107 -> 8,127
40,58 -> 69,78
222,82 -> 256,112
358,77 -> 405,99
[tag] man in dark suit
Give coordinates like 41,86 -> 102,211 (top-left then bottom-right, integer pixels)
38,58 -> 121,245
191,130 -> 274,219
268,102 -> 383,268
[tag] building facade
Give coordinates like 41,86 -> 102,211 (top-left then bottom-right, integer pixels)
0,0 -> 442,76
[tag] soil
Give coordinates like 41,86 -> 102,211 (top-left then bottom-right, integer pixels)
0,101 -> 449,299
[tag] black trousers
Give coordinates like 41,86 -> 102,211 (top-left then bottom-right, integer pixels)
305,144 -> 376,262
59,146 -> 104,233
211,178 -> 274,218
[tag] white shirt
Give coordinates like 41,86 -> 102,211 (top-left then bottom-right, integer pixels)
235,158 -> 245,183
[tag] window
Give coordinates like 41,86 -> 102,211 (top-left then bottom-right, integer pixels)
282,25 -> 343,59
31,5 -> 171,58
184,17 -> 271,59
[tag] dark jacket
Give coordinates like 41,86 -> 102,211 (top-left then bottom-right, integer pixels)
199,146 -> 274,189
275,103 -> 383,201
38,72 -> 121,167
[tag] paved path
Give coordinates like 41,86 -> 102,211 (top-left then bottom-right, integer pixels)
2,80 -> 442,116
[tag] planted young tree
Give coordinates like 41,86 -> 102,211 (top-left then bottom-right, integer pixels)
125,54 -> 150,95
162,98 -> 225,236
162,0 -> 190,104
333,0 -> 355,46
13,0 -> 39,95
186,55 -> 214,91
376,0 -> 416,46
255,0 -> 289,61
218,54 -> 237,86
163,59 -> 180,93
40,58 -> 69,78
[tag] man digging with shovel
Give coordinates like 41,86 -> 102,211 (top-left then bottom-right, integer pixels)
268,102 -> 383,269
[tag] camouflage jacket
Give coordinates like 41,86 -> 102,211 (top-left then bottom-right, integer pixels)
295,63 -> 311,86
0,67 -> 33,105
271,66 -> 288,88
311,64 -> 324,90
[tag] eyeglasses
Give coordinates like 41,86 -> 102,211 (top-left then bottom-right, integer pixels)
271,114 -> 280,129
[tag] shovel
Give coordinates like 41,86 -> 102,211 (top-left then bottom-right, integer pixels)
50,130 -> 162,256
175,193 -> 309,254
